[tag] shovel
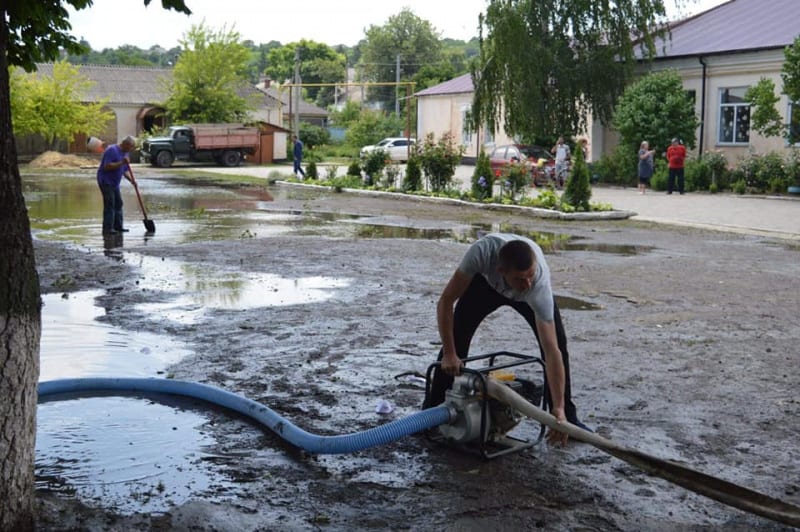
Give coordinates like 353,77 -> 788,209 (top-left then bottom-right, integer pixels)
126,163 -> 156,233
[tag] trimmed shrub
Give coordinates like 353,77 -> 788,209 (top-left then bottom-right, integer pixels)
403,156 -> 423,191
563,144 -> 591,211
471,149 -> 494,200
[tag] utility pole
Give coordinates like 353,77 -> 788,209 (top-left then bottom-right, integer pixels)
395,54 -> 401,119
294,47 -> 302,137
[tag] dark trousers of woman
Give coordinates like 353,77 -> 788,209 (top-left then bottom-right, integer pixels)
424,274 -> 579,423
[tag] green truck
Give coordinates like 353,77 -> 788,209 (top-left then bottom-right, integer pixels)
141,124 -> 260,168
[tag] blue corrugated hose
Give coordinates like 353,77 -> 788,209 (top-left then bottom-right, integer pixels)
38,377 -> 453,454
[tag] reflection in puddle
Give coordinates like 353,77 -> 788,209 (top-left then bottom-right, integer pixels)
130,254 -> 351,324
37,290 -> 235,514
36,396 -> 232,515
40,291 -> 191,380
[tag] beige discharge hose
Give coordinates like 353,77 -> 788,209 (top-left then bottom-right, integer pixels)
486,379 -> 800,528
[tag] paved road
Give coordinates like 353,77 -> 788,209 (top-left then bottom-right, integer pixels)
203,163 -> 800,240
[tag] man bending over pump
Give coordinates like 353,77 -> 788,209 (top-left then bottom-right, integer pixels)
424,233 -> 590,445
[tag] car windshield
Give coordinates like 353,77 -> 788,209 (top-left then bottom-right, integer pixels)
519,146 -> 551,160
377,140 -> 391,147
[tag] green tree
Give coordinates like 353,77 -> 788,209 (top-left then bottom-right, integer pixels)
613,70 -> 699,164
10,61 -> 113,149
163,22 -> 254,123
745,77 -> 785,138
344,108 -> 403,148
782,36 -> 800,143
265,40 -> 346,108
471,0 -> 672,141
359,8 -> 444,110
0,2 -> 190,529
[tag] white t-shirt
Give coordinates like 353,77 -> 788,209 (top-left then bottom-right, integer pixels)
555,143 -> 570,164
458,233 -> 555,322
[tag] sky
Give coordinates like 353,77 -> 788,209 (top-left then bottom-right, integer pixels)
66,0 -> 730,51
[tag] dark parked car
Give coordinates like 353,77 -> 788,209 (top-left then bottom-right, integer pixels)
489,144 -> 555,187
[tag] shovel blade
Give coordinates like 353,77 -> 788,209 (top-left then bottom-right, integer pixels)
143,218 -> 156,233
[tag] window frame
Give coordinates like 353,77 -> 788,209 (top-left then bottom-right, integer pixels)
717,86 -> 751,145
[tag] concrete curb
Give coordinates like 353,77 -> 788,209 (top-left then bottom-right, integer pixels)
274,181 -> 636,221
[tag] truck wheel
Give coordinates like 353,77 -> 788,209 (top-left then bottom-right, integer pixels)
155,151 -> 174,168
221,150 -> 241,167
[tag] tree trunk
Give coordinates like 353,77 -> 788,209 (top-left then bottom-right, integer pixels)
0,14 -> 41,532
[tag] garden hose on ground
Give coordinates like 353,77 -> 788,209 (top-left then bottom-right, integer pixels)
486,378 -> 800,528
37,376 -> 800,527
38,377 -> 452,454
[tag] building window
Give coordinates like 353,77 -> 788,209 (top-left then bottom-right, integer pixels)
483,123 -> 494,146
789,101 -> 800,145
718,87 -> 750,144
686,89 -> 697,105
461,106 -> 473,146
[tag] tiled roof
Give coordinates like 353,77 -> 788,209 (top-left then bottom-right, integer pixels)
652,0 -> 800,58
414,73 -> 473,97
32,63 -> 282,111
33,63 -> 172,105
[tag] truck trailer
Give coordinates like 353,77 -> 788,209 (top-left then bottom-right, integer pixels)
141,124 -> 260,168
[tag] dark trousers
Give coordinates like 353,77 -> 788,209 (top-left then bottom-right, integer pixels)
99,183 -> 124,232
425,275 -> 579,422
668,167 -> 685,194
293,158 -> 306,178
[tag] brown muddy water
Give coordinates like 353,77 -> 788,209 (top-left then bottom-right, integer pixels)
28,171 -> 631,515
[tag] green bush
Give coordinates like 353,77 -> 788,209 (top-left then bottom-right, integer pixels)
472,150 -> 494,200
733,178 -> 747,194
347,159 -> 361,177
563,145 -> 591,211
299,122 -> 330,149
403,156 -> 423,191
306,161 -> 318,180
361,149 -> 388,185
685,158 -> 711,192
499,160 -> 530,201
417,132 -> 464,192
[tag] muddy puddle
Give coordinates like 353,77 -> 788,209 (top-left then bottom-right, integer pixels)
27,170 -> 643,516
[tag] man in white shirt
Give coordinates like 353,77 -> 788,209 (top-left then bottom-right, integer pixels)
425,233 -> 589,444
552,137 -> 571,188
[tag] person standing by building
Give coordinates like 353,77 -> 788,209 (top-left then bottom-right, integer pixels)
666,138 -> 686,194
424,233 -> 591,445
96,136 -> 137,234
551,136 -> 571,188
638,141 -> 655,194
292,134 -> 306,179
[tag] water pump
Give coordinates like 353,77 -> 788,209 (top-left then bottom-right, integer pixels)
425,351 -> 546,459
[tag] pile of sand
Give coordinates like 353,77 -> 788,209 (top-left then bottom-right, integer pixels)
28,151 -> 97,169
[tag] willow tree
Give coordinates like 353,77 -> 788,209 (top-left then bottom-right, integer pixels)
471,0 -> 674,142
0,3 -> 189,529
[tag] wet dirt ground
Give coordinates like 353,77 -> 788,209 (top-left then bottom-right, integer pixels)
30,170 -> 800,531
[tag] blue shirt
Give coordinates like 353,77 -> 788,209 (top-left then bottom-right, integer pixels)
293,139 -> 304,160
96,144 -> 126,187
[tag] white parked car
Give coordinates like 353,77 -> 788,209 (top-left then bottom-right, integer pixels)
359,137 -> 416,162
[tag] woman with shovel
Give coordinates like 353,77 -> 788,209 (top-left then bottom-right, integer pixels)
96,136 -> 137,235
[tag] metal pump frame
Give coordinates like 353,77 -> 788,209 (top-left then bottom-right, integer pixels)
424,351 -> 548,459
